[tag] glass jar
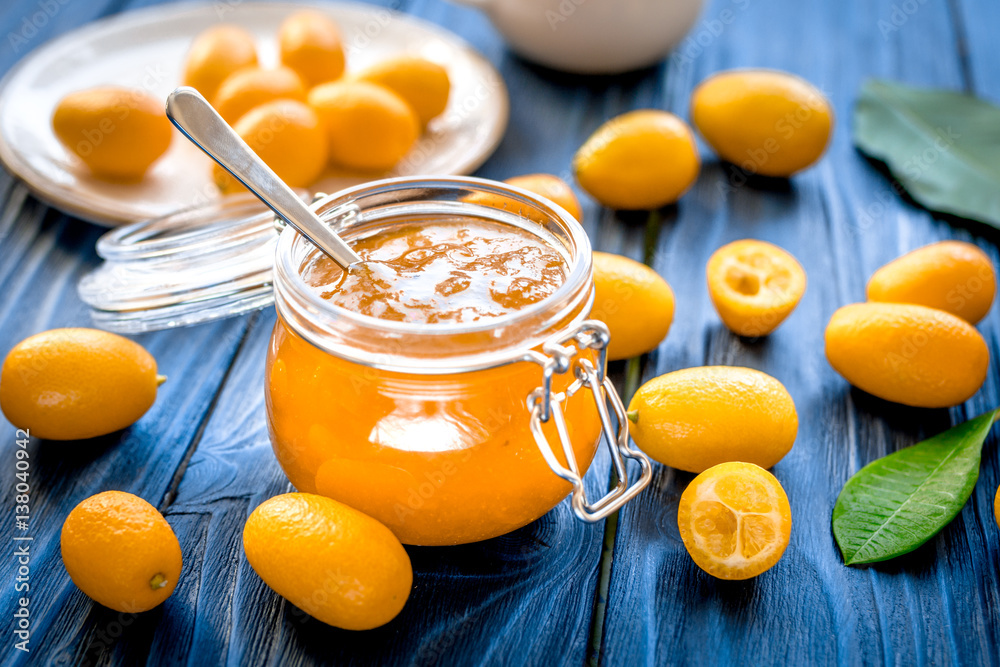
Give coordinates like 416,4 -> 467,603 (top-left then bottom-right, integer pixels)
80,176 -> 652,546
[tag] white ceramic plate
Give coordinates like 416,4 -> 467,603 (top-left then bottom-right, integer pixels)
0,1 -> 508,226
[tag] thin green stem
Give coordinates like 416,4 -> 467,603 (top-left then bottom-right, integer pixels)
643,209 -> 661,265
587,208 -> 662,666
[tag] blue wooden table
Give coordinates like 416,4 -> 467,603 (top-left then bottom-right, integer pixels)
2,0 -> 1000,664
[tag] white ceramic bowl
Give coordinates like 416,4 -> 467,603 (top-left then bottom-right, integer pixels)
450,0 -> 704,74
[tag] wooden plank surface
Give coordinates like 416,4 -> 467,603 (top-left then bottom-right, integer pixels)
156,311 -> 614,667
1,0 -> 999,665
599,0 -> 1000,665
0,1 -> 620,664
0,186 -> 253,666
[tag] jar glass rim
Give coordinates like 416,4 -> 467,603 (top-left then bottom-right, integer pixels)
272,175 -> 594,371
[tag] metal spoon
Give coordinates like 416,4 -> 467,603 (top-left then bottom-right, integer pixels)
165,87 -> 362,269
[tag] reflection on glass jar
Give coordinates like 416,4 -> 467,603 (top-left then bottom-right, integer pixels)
267,322 -> 601,545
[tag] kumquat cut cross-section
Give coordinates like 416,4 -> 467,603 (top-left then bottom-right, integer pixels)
677,462 -> 792,580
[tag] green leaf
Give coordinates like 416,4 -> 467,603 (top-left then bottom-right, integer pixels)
852,79 -> 1000,228
832,408 -> 999,565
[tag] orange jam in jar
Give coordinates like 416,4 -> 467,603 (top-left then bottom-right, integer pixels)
305,218 -> 569,323
267,177 -> 648,545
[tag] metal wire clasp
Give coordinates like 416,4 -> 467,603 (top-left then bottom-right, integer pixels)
526,320 -> 653,523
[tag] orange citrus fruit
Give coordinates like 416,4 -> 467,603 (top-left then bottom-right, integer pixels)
825,302 -> 989,408
212,66 -> 307,124
213,99 -> 328,192
628,366 -> 797,473
573,109 -> 700,210
459,174 -> 580,226
182,25 -> 258,102
355,56 -> 450,126
995,485 -> 1000,529
61,491 -> 182,612
706,239 -> 806,337
691,69 -> 832,177
243,493 -> 412,630
0,328 -> 161,440
278,10 -> 345,87
308,80 -> 419,172
867,240 -> 996,324
504,174 -> 583,222
52,87 -> 172,181
678,462 -> 792,580
590,252 -> 674,361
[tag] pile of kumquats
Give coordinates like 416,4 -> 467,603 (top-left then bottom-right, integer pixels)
51,10 -> 450,188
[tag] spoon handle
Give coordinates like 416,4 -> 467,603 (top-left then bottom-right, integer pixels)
165,87 -> 361,269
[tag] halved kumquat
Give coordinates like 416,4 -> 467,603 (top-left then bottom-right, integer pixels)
678,461 -> 791,580
707,239 -> 806,337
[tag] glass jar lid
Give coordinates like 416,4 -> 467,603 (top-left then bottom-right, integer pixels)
78,177 -> 587,338
78,194 -> 282,333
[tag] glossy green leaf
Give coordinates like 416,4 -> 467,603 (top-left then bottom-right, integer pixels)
853,79 -> 1000,227
832,408 -> 999,565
